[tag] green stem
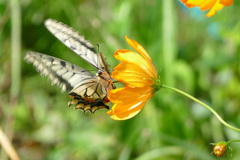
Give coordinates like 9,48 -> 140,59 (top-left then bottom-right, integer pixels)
162,0 -> 177,86
10,0 -> 21,98
227,140 -> 240,145
162,84 -> 240,132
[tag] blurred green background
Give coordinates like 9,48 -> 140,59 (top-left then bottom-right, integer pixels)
1,0 -> 240,159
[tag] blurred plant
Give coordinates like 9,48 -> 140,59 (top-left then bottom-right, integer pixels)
179,0 -> 234,17
0,127 -> 20,160
0,0 -> 22,159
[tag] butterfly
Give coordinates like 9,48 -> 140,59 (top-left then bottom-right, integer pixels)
24,19 -> 115,113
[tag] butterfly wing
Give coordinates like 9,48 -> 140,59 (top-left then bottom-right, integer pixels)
68,79 -> 110,113
24,52 -> 109,112
24,51 -> 96,91
44,19 -> 99,68
25,19 -> 114,113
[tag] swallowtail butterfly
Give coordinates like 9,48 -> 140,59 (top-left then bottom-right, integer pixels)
24,19 -> 115,113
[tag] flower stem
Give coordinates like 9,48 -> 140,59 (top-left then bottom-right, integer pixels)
162,84 -> 240,132
226,140 -> 240,145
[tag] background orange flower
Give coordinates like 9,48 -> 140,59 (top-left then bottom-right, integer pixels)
180,0 -> 233,17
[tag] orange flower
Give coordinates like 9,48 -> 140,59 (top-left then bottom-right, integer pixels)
107,36 -> 161,120
180,0 -> 233,17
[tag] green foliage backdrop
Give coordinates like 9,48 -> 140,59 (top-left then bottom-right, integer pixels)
0,0 -> 240,159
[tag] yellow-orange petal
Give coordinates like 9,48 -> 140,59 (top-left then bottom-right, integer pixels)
180,0 -> 233,17
108,86 -> 153,104
112,62 -> 155,88
125,36 -> 152,63
220,0 -> 233,6
199,0 -> 217,11
107,92 -> 152,120
114,49 -> 156,79
206,2 -> 224,17
180,0 -> 205,7
125,36 -> 157,76
107,102 -> 144,120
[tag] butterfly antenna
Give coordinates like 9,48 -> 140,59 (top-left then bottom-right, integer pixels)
95,43 -> 101,70
96,43 -> 100,53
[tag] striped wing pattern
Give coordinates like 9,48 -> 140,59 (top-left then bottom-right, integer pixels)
24,18 -> 115,113
44,19 -> 98,68
24,52 -> 96,92
24,51 -> 110,113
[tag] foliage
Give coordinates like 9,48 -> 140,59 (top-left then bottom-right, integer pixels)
0,0 -> 240,159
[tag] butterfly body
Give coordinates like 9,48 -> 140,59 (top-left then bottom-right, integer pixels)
25,19 -> 115,113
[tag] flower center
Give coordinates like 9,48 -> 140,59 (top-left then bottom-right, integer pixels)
151,75 -> 162,92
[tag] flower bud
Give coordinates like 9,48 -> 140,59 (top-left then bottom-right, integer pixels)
213,141 -> 228,157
